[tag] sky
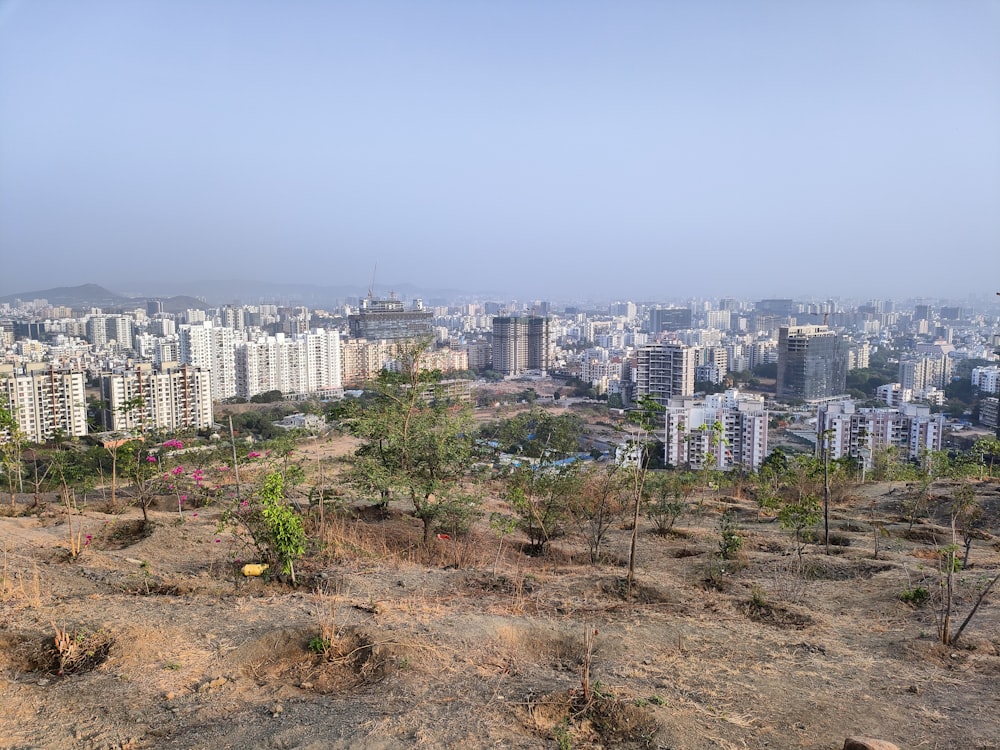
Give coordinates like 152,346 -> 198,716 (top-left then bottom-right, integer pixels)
1,1 -> 998,303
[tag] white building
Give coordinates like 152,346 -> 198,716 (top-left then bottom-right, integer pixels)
235,328 -> 343,400
100,363 -> 213,433
0,364 -> 88,443
817,399 -> 945,467
662,389 -> 768,471
179,322 -> 237,402
972,365 -> 1000,395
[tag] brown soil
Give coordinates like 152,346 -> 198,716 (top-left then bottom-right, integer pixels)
1,461 -> 999,748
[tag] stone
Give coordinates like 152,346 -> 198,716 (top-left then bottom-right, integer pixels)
844,738 -> 900,750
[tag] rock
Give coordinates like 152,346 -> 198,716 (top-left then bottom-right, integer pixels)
165,692 -> 176,701
844,738 -> 900,750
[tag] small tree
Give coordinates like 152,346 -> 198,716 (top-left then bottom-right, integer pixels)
717,509 -> 743,560
341,340 -> 474,544
226,471 -> 306,584
258,472 -> 306,584
0,398 -> 26,508
488,512 -> 518,577
506,462 -> 578,554
570,463 -> 626,564
623,396 -> 663,597
643,471 -> 689,534
778,495 -> 821,564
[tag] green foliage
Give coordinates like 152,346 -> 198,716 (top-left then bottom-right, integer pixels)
434,492 -> 482,537
250,389 -> 284,403
224,472 -> 306,583
478,410 -> 584,459
778,495 -> 821,560
506,463 -> 580,553
308,635 -> 331,655
643,471 -> 692,533
258,472 -> 306,581
341,340 -> 474,542
899,586 -> 930,607
717,509 -> 743,560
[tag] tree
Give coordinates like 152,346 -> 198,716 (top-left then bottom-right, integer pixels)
643,470 -> 692,534
224,471 -> 306,584
570,463 -> 626,564
506,462 -> 579,554
622,396 -> 663,597
778,495 -> 821,564
342,341 -> 475,543
0,397 -> 26,508
481,409 -> 584,460
119,440 -> 159,526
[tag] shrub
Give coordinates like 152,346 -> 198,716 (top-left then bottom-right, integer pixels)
899,586 -> 930,607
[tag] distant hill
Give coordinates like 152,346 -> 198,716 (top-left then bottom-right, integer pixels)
0,284 -> 134,308
1,280 -> 474,311
0,284 -> 211,313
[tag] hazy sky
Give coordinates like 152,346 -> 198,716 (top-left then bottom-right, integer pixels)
1,1 -> 998,302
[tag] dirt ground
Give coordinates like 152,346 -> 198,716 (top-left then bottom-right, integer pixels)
1,436 -> 999,749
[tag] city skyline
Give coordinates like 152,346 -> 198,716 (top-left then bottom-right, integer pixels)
2,2 -> 998,300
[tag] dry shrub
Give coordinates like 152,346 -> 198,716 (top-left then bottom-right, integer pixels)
800,558 -> 892,581
40,624 -> 114,676
601,576 -> 675,604
518,688 -> 658,749
742,597 -> 815,630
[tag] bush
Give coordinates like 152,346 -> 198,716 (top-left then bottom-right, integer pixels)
899,586 -> 930,607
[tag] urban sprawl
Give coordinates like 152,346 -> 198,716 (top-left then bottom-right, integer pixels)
2,291 -> 999,471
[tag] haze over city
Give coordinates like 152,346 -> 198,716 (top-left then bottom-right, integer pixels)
1,1 -> 998,301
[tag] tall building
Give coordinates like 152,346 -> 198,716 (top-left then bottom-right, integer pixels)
662,390 -> 768,471
100,364 -> 213,433
648,307 -> 692,333
179,322 -> 237,402
348,296 -> 433,340
817,400 -> 945,467
234,329 -> 342,400
491,316 -> 552,376
0,364 -> 87,443
776,325 -> 847,401
634,342 -> 695,406
899,355 -> 951,392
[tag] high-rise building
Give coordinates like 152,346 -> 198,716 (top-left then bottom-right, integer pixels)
491,316 -> 552,376
0,364 -> 87,443
100,363 -> 213,433
776,325 -> 847,401
634,342 -> 695,406
179,322 -> 237,402
235,329 -> 343,400
648,307 -> 692,333
348,296 -> 433,340
817,400 -> 945,467
662,390 -> 768,471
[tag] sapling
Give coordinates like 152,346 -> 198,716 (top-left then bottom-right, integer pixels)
488,512 -> 517,577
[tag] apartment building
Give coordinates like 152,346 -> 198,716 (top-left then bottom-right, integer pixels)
634,342 -> 695,407
179,322 -> 237,402
816,399 -> 945,467
100,363 -> 213,432
0,364 -> 87,443
662,390 -> 768,471
491,316 -> 552,376
776,325 -> 848,401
